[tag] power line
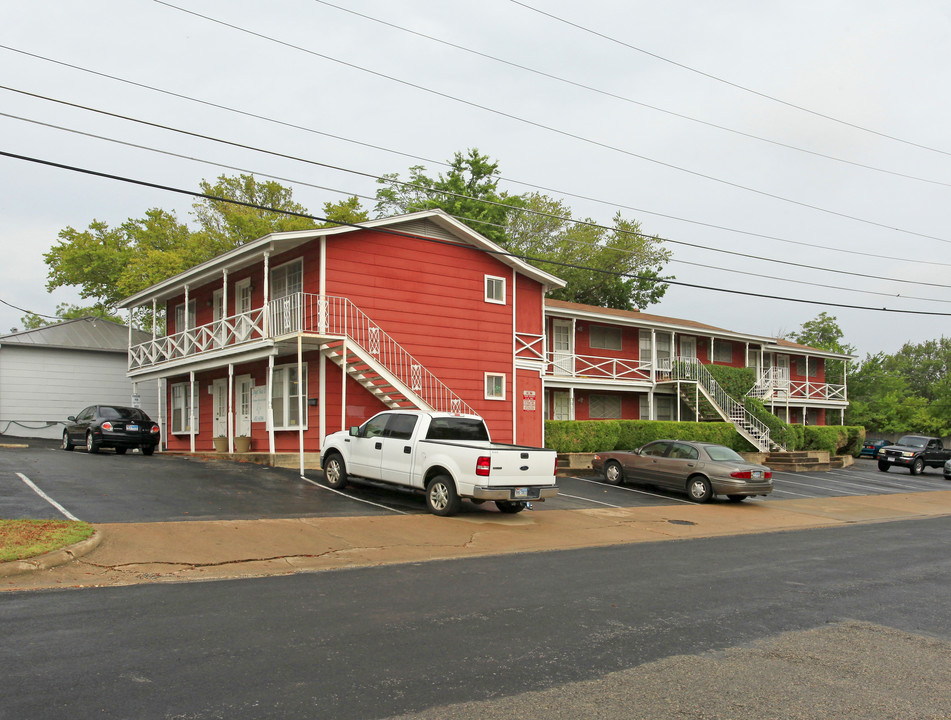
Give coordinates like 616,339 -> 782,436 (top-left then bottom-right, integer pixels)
6,104 -> 951,291
153,1 -> 951,245
313,0 -> 951,188
1,47 -> 945,266
3,148 -> 950,317
511,0 -> 951,157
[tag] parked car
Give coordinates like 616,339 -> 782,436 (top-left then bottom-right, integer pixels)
945,458 -> 951,481
63,405 -> 160,455
877,435 -> 951,475
859,439 -> 889,458
320,410 -> 558,516
591,440 -> 773,503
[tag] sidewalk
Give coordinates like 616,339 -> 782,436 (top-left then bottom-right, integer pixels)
5,491 -> 951,592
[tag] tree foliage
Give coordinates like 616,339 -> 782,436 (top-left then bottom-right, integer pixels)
788,312 -> 855,385
376,149 -> 671,310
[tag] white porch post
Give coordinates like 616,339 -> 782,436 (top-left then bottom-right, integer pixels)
222,269 -> 229,344
157,378 -> 164,452
569,386 -> 575,421
267,354 -> 276,454
189,370 -> 196,454
319,237 -> 327,334
651,329 -> 656,384
319,349 -> 327,448
648,388 -> 655,420
695,385 -> 699,422
151,299 -> 157,342
263,251 -> 271,337
298,333 -> 305,477
227,363 -> 234,453
340,338 -> 348,432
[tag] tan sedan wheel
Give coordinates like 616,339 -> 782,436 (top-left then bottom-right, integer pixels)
604,460 -> 624,485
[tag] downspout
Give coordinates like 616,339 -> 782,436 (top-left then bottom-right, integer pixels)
227,363 -> 234,453
298,333 -> 305,477
319,237 -> 327,334
511,267 -> 516,444
267,355 -> 275,454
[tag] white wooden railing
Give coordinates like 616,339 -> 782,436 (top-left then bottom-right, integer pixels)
547,352 -> 652,381
748,368 -> 846,402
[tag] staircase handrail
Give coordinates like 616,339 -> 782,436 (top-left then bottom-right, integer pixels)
270,293 -> 475,415
671,357 -> 774,451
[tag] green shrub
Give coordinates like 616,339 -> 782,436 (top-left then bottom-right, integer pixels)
544,420 -> 621,453
707,365 -> 757,400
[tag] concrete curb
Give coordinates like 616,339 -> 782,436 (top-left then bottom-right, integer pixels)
0,529 -> 104,578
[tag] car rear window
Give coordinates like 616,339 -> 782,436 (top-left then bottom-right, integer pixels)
426,418 -> 490,441
704,445 -> 745,462
101,406 -> 148,422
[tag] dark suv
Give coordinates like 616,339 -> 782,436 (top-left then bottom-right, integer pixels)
63,405 -> 161,455
877,435 -> 951,475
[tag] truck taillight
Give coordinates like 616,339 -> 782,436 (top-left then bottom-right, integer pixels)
476,456 -> 491,477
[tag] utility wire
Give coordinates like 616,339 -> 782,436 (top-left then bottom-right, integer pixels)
2,148 -> 950,317
153,1 -> 951,245
5,104 -> 951,290
0,297 -> 59,319
313,0 -> 951,188
1,47 -> 943,266
511,0 -> 951,157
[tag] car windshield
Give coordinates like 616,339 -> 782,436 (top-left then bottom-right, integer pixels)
704,445 -> 745,463
897,436 -> 927,448
100,406 -> 148,422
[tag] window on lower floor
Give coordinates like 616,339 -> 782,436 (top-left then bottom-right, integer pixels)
485,373 -> 505,400
589,394 -> 622,419
171,382 -> 196,434
272,363 -> 308,430
655,395 -> 675,421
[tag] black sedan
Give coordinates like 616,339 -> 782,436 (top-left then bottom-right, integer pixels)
63,405 -> 160,455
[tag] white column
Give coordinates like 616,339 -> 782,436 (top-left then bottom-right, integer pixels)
227,363 -> 234,453
263,252 -> 271,337
267,354 -> 275,454
152,299 -> 157,342
189,370 -> 196,454
341,338 -> 348,432
157,378 -> 164,452
319,349 -> 327,449
298,333 -> 305,477
319,237 -> 327,334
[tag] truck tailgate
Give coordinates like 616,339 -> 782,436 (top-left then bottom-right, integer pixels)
481,447 -> 557,486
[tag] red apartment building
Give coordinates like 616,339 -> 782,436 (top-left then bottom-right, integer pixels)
119,210 -> 851,456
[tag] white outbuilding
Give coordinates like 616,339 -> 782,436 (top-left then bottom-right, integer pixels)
0,317 -> 159,440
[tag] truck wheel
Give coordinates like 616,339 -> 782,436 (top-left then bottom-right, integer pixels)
911,457 -> 924,475
426,475 -> 460,517
323,453 -> 348,489
495,500 -> 526,514
878,461 -> 889,472
604,461 -> 624,485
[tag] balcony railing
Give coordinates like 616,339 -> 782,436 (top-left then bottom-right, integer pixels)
748,368 -> 846,402
547,352 -> 652,381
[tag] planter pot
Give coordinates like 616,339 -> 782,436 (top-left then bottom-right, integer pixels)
234,436 -> 252,453
213,437 -> 228,453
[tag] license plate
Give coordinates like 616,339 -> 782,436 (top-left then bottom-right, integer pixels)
752,470 -> 762,479
127,425 -> 138,431
888,456 -> 896,462
514,487 -> 528,498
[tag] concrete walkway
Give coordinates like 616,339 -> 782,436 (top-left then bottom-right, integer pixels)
5,490 -> 951,592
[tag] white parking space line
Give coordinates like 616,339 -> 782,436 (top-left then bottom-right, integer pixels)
771,475 -> 868,496
786,472 -> 915,494
573,476 -> 695,504
767,487 -> 815,498
301,475 -> 409,514
557,492 -> 622,508
15,472 -> 79,521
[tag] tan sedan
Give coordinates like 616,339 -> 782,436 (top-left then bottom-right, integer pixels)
591,439 -> 773,503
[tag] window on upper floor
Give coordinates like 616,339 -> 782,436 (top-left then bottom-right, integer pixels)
271,258 -> 303,300
590,325 -> 623,351
174,300 -> 196,335
589,394 -> 622,419
485,275 -> 506,305
796,358 -> 819,376
714,340 -> 733,363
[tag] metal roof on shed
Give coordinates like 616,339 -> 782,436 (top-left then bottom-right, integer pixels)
0,317 -> 148,353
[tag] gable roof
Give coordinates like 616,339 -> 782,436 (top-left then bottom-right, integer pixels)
545,299 -> 854,360
0,317 -> 149,354
118,209 -> 567,308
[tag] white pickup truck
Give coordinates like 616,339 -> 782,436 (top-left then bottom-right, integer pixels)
320,410 -> 559,516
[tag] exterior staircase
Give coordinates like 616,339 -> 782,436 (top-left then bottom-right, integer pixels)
666,357 -> 781,453
315,298 -> 474,415
764,451 -> 830,472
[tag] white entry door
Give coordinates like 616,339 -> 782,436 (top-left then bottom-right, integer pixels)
235,375 -> 253,437
552,391 -> 572,421
212,379 -> 228,437
680,336 -> 696,360
551,320 -> 573,375
775,355 -> 790,396
236,279 -> 253,341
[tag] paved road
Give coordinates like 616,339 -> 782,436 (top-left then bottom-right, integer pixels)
3,440 -> 948,522
2,516 -> 950,719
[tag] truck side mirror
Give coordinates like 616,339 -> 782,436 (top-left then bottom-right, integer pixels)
349,426 -> 360,437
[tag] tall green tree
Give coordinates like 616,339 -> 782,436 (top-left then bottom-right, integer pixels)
788,312 -> 855,385
376,150 -> 671,310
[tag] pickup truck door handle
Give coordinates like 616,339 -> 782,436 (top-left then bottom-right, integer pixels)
375,442 -> 383,450
404,446 -> 412,454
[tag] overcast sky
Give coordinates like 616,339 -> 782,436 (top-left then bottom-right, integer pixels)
2,0 -> 948,357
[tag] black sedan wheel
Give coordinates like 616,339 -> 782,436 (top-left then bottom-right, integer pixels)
687,476 -> 713,503
62,431 -> 74,452
604,461 -> 624,486
85,432 -> 100,454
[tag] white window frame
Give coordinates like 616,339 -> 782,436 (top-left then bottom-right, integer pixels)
590,325 -> 623,351
484,275 -> 506,305
170,381 -> 197,435
271,362 -> 308,431
174,300 -> 196,335
484,372 -> 506,400
270,258 -> 304,300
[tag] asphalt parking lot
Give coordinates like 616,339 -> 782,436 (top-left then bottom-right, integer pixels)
2,439 -> 949,523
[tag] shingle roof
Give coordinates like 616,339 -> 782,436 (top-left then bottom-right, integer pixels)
0,317 -> 148,353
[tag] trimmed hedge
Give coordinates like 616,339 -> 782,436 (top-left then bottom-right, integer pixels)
545,419 -> 755,453
800,425 -> 866,455
543,420 -> 621,453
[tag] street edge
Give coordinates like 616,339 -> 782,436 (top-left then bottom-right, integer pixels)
0,529 -> 103,578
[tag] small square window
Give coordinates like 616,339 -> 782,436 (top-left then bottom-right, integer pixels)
485,373 -> 505,400
485,275 -> 506,304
